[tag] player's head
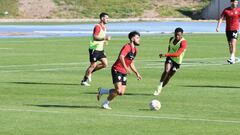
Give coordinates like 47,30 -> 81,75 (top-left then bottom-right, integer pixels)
231,0 -> 238,8
99,12 -> 109,24
128,31 -> 140,46
174,27 -> 184,41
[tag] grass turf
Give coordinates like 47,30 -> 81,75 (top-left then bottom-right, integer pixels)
0,34 -> 239,135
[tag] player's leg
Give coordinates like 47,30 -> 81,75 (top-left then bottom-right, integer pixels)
101,69 -> 126,109
226,31 -> 238,64
228,38 -> 237,64
154,62 -> 172,96
101,82 -> 123,109
162,70 -> 176,87
89,53 -> 107,82
81,62 -> 97,86
92,57 -> 108,72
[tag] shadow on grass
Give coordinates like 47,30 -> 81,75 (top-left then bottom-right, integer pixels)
83,92 -> 152,96
27,104 -> 100,109
181,85 -> 240,89
5,81 -> 79,86
138,109 -> 153,111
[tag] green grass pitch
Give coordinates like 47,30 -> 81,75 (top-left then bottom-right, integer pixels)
0,34 -> 239,135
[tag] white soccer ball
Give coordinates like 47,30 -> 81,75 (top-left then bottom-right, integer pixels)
149,99 -> 161,111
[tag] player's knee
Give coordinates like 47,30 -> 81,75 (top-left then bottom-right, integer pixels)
90,64 -> 97,69
116,89 -> 123,96
165,70 -> 170,74
103,63 -> 108,68
110,89 -> 118,96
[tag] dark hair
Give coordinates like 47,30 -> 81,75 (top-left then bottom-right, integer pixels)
128,31 -> 140,40
231,0 -> 238,2
99,12 -> 109,19
175,27 -> 184,33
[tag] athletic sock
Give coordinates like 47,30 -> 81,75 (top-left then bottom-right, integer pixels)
159,82 -> 163,88
99,88 -> 109,95
230,53 -> 235,61
103,100 -> 110,105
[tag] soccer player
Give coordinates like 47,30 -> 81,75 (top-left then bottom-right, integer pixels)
97,31 -> 142,109
153,27 -> 187,96
81,12 -> 111,86
216,0 -> 240,64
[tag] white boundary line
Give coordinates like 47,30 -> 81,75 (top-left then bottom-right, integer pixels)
101,114 -> 240,124
0,57 -> 239,73
0,62 -> 238,73
1,107 -> 239,124
0,108 -> 64,114
0,57 -> 230,68
0,48 -> 12,50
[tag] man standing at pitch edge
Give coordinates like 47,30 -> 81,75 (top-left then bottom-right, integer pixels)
216,0 -> 240,64
81,12 -> 111,86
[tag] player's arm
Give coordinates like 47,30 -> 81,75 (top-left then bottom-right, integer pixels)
160,40 -> 187,58
216,11 -> 225,32
119,54 -> 130,74
130,62 -> 142,80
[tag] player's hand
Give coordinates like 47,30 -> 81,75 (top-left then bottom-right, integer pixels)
105,35 -> 111,41
159,53 -> 164,58
216,27 -> 219,32
136,73 -> 142,80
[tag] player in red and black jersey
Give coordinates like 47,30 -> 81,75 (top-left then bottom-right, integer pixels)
97,31 -> 142,109
216,0 -> 240,64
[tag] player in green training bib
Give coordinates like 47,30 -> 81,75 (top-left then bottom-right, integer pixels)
153,27 -> 187,96
81,12 -> 111,86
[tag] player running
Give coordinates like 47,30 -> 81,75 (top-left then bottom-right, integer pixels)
216,0 -> 240,64
153,27 -> 187,96
97,31 -> 142,109
81,12 -> 111,86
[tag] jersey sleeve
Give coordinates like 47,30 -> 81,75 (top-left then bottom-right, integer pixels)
238,8 -> 240,17
120,45 -> 130,57
165,40 -> 187,57
221,9 -> 226,18
93,25 -> 101,36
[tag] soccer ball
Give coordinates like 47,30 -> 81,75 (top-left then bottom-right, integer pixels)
149,99 -> 161,111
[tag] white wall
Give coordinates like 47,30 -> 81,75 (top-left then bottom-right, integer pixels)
201,0 -> 230,19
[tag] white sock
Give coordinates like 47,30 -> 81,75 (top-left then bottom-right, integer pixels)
100,88 -> 109,95
103,100 -> 109,105
230,53 -> 235,60
159,82 -> 163,87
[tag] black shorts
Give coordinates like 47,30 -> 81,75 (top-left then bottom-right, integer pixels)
111,68 -> 127,85
165,57 -> 180,71
89,49 -> 106,62
226,30 -> 238,41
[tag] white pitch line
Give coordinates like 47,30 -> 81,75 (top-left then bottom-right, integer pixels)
0,62 -> 81,68
0,57 -> 233,69
101,114 -> 240,124
0,108 -> 64,114
0,62 -> 237,73
0,48 -> 12,50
